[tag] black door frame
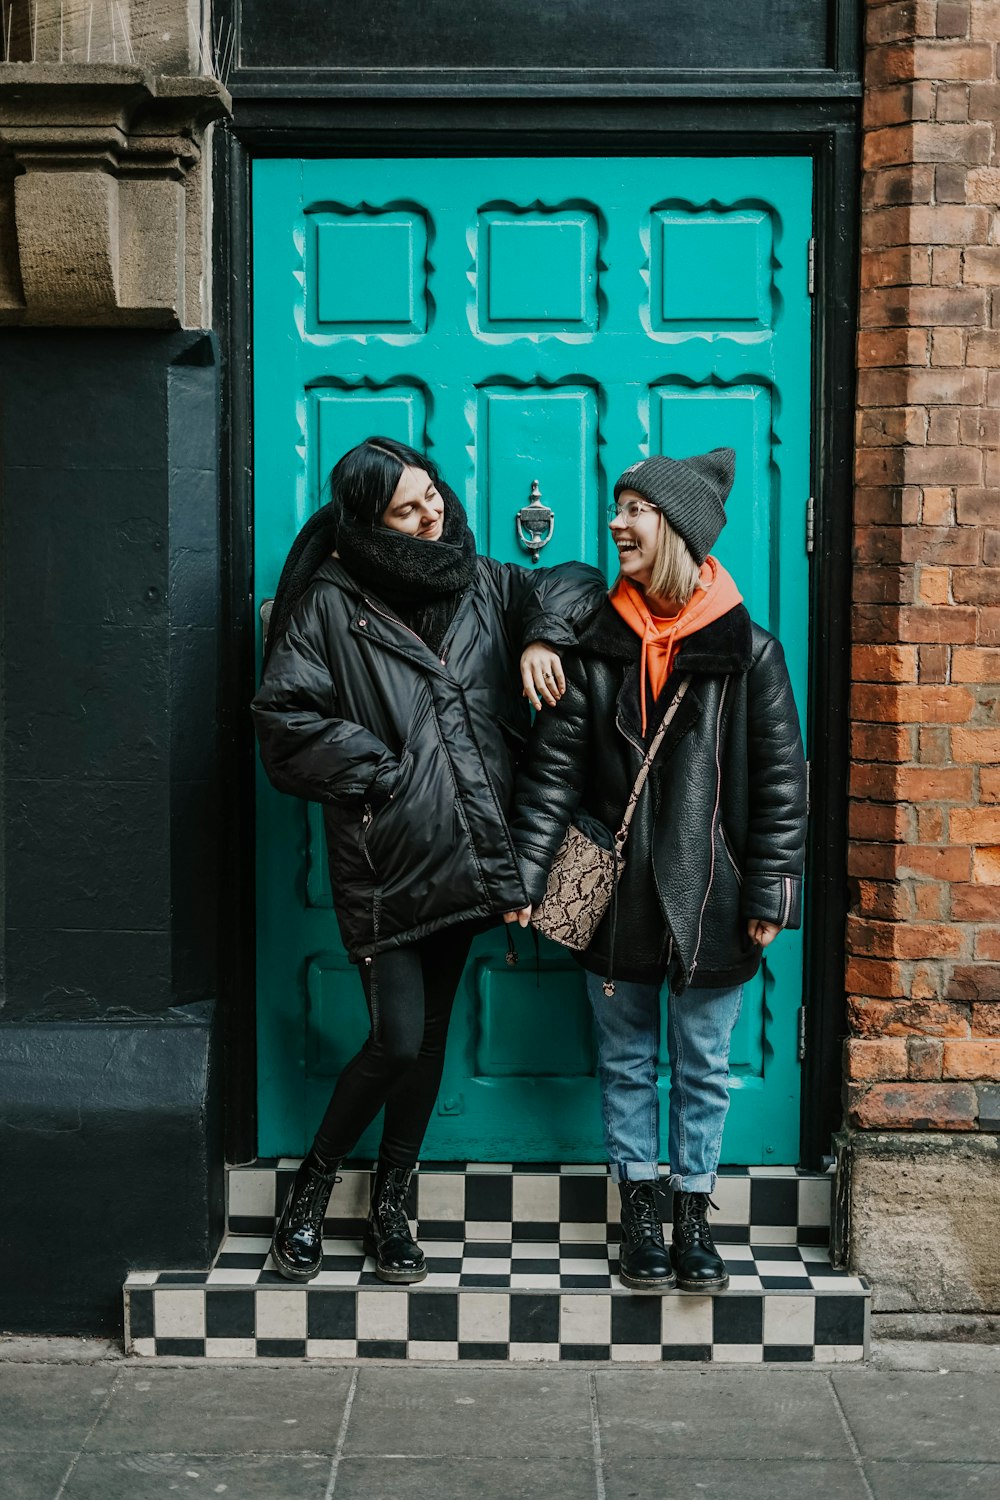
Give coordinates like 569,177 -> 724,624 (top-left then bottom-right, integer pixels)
215,94 -> 860,1171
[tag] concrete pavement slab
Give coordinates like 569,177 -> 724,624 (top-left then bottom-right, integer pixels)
59,1452 -> 334,1499
333,1456 -> 597,1499
85,1365 -> 353,1454
0,1365 -> 115,1452
0,1451 -> 76,1500
832,1371 -> 1000,1463
594,1369 -> 854,1460
866,1461 -> 1000,1498
343,1368 -> 593,1458
603,1458 -> 872,1499
871,1340 -> 1000,1373
0,1339 -> 119,1363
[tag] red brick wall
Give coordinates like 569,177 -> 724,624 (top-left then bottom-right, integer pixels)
849,0 -> 1000,1131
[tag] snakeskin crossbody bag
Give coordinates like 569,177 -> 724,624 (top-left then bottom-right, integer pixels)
532,677 -> 691,952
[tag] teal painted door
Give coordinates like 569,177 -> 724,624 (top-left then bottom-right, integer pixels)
253,156 -> 812,1163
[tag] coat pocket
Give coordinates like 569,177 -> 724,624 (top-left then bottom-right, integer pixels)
697,823 -> 752,963
361,749 -> 415,878
719,824 -> 743,886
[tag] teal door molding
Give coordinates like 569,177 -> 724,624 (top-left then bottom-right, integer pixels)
253,155 -> 813,1163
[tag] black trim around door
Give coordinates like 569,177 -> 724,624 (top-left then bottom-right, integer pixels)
220,0 -> 860,94
215,95 -> 859,1170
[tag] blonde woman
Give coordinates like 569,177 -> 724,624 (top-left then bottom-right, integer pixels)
507,450 -> 807,1291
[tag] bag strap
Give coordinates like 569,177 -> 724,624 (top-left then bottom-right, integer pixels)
614,676 -> 691,852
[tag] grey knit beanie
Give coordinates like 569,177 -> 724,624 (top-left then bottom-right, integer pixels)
613,448 -> 736,565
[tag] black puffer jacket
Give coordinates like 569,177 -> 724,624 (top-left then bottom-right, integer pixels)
252,555 -> 604,961
510,599 -> 807,992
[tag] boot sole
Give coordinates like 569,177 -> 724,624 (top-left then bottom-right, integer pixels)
374,1263 -> 428,1285
675,1273 -> 730,1293
363,1233 -> 427,1285
670,1242 -> 729,1293
270,1245 -> 322,1283
618,1270 -> 677,1292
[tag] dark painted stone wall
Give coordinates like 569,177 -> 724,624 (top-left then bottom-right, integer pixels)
0,331 -> 224,1335
237,0 -> 835,73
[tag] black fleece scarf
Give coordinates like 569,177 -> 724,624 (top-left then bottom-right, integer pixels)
337,483 -> 477,653
263,483 -> 477,670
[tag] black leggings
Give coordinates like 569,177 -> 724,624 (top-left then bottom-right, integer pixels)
312,924 -> 475,1169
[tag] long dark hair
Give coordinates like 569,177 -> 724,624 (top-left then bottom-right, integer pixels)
261,435 -> 439,670
330,435 -> 440,530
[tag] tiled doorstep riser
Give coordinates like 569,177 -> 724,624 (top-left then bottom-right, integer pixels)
228,1167 -> 832,1243
138,1234 -> 863,1293
129,1340 -> 867,1364
228,1219 -> 828,1246
127,1286 -> 868,1364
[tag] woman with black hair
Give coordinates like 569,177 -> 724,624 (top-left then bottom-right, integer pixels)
252,436 -> 603,1285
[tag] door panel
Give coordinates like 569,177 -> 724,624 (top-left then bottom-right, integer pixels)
253,155 -> 812,1163
482,386 -> 600,568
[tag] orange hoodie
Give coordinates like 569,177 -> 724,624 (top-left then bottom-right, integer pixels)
610,557 -> 743,733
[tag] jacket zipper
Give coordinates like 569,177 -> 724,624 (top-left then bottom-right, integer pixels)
689,678 -> 729,984
362,596 -> 439,657
615,712 -> 645,758
616,710 -> 679,975
720,824 -> 743,886
361,805 -> 378,877
459,680 -> 526,903
354,594 -> 408,964
364,593 -> 515,904
362,591 -> 466,668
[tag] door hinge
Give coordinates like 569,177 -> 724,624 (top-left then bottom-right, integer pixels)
805,495 -> 815,555
807,238 -> 816,295
797,1006 -> 807,1063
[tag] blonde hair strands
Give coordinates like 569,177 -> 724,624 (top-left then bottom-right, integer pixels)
646,513 -> 702,608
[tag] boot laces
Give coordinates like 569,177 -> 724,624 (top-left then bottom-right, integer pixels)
675,1191 -> 718,1247
626,1181 -> 666,1242
376,1170 -> 412,1237
288,1168 -> 340,1228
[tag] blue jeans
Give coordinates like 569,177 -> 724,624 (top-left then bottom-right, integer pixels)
584,972 -> 744,1193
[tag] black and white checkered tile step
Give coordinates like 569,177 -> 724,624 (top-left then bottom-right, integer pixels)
226,1162 -> 834,1247
125,1237 -> 867,1363
135,1233 -> 866,1295
124,1163 -> 868,1364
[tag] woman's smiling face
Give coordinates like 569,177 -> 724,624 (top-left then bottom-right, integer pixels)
609,489 -> 662,590
382,465 -> 445,540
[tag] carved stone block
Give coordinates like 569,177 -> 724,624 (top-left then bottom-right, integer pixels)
16,170 -> 120,320
0,63 -> 229,327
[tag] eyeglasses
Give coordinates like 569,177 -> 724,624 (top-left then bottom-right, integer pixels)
607,499 -> 659,525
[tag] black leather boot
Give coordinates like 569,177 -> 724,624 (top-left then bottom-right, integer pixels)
617,1181 -> 676,1291
270,1147 -> 341,1283
364,1161 -> 427,1285
670,1191 -> 729,1292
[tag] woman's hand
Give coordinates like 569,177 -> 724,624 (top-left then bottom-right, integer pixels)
520,643 -> 566,711
504,907 -> 533,927
747,918 -> 781,947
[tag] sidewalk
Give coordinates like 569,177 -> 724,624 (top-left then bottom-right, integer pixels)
1,1341 -> 999,1499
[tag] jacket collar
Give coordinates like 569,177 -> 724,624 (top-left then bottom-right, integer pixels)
314,556 -> 460,678
575,597 -> 753,675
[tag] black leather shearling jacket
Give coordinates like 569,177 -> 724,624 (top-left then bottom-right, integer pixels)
509,599 -> 808,992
